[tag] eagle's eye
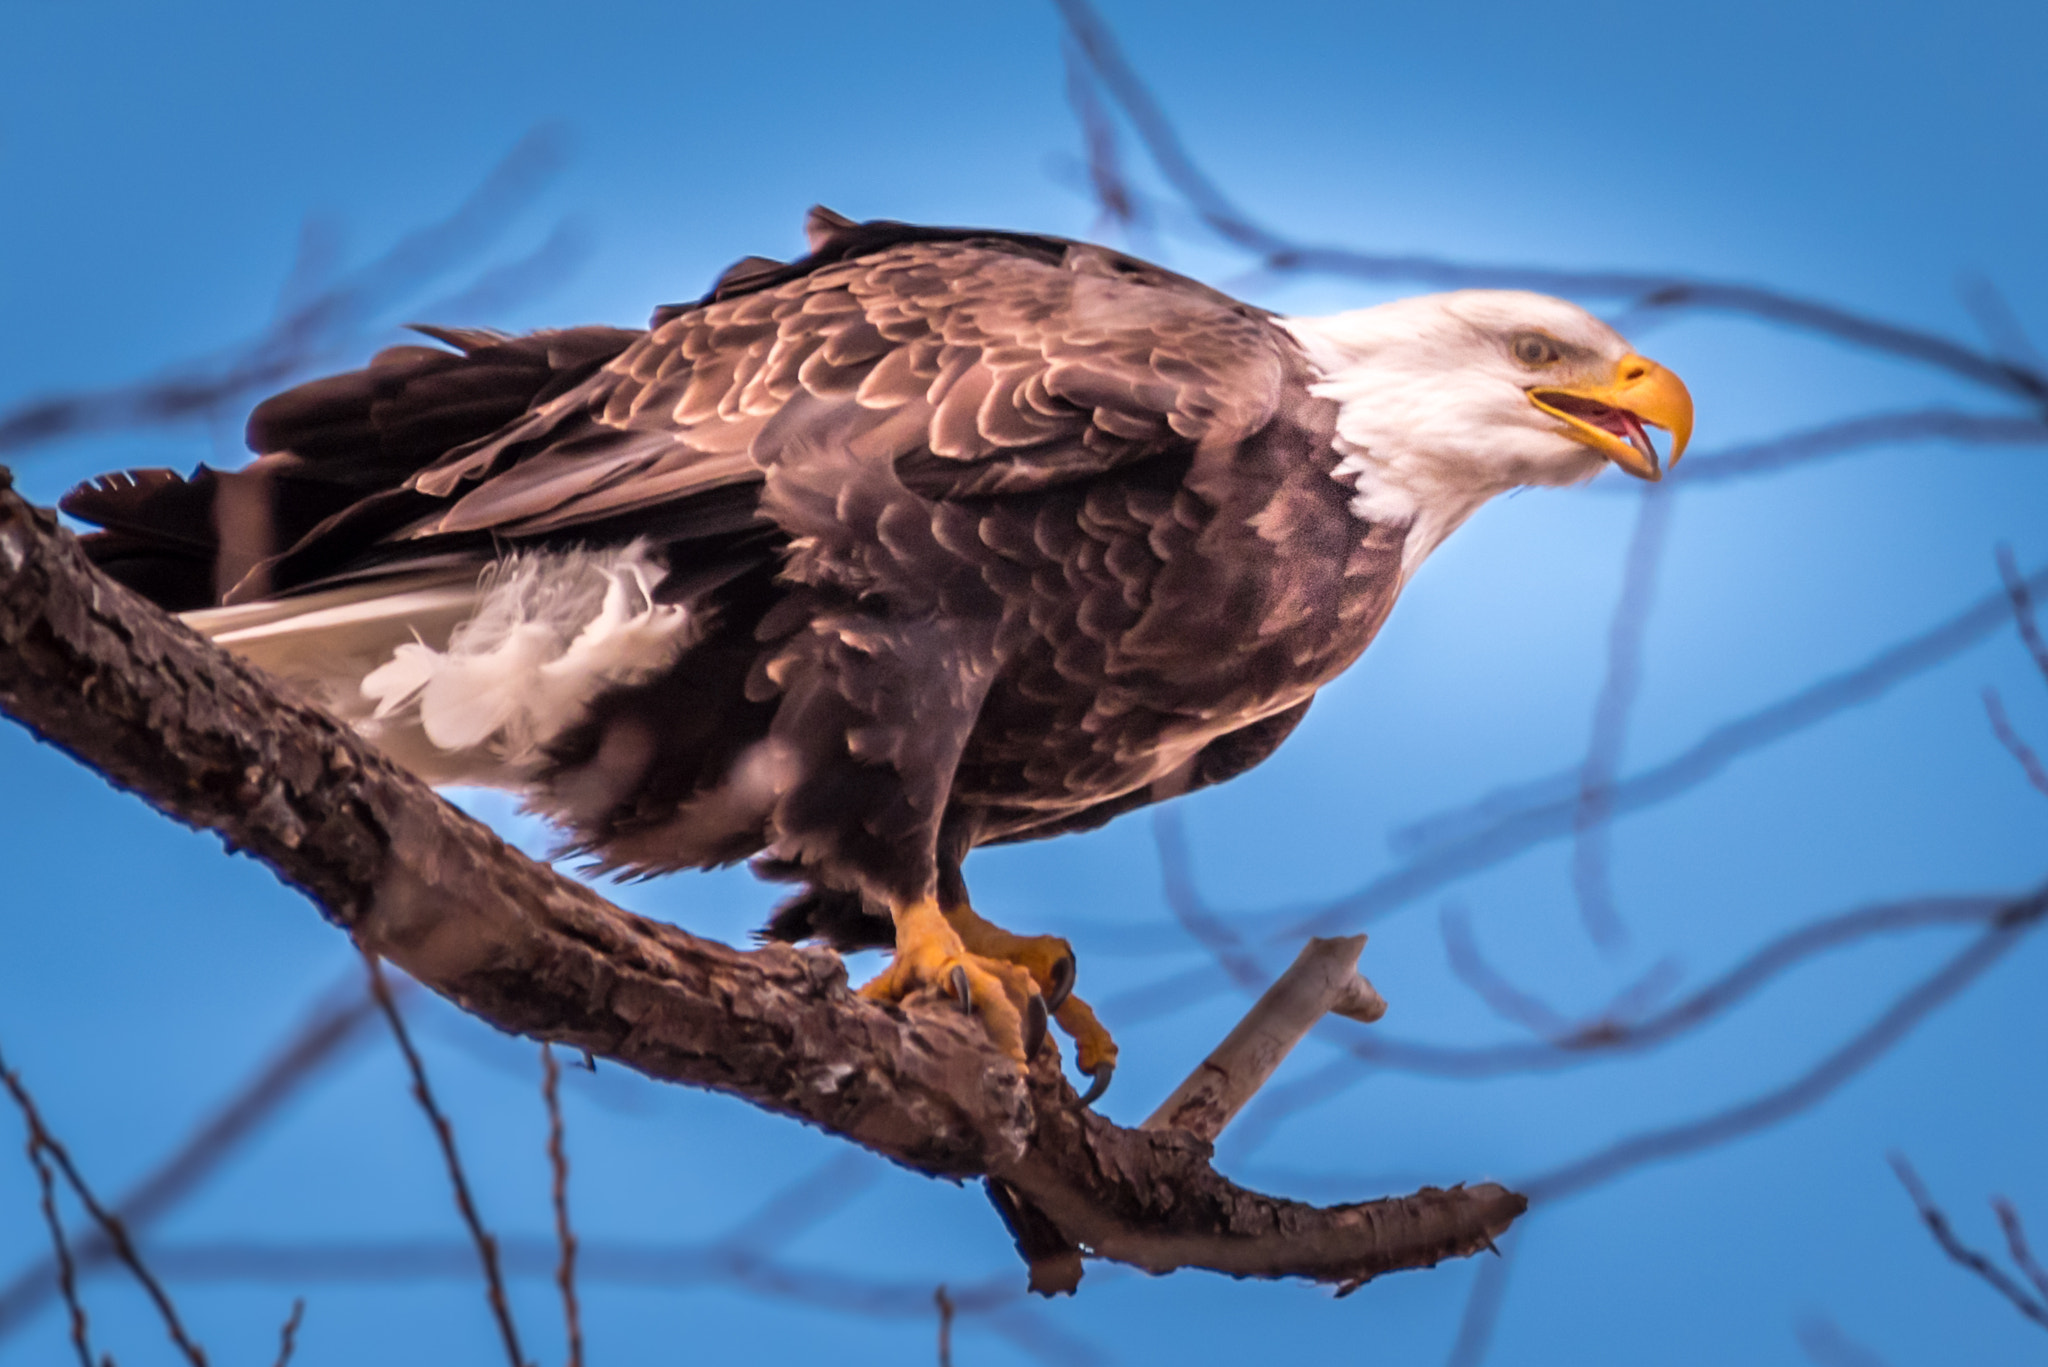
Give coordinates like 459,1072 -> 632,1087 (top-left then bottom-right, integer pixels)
1510,333 -> 1561,367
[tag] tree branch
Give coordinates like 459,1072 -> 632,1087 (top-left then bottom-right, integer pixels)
0,480 -> 1522,1292
1142,935 -> 1384,1142
1889,1155 -> 2048,1333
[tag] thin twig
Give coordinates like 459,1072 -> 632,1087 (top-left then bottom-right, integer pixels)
361,952 -> 528,1367
935,1284 -> 956,1367
1889,1155 -> 2048,1332
1997,545 -> 2048,686
1439,904 -> 1572,1038
1060,38 -> 1141,237
0,1045 -> 207,1366
1442,1233 -> 1515,1367
1152,807 -> 1266,990
1388,558 -> 2048,864
1433,897 -> 2044,1366
541,1046 -> 584,1367
1572,483 -> 1673,950
710,1152 -> 879,1260
1324,892 -> 2003,1079
1284,562 -> 2048,939
1983,688 -> 2048,798
1794,1314 -> 1894,1367
0,973 -> 385,1340
20,1118 -> 94,1367
129,1239 -> 1102,1367
270,1299 -> 305,1367
0,129 -> 575,459
1993,1199 -> 2048,1306
1053,0 -> 2048,409
1660,410 -> 2048,488
1517,894 -> 2044,1205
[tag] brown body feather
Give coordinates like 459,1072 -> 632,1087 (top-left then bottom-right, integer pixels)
64,213 -> 1406,947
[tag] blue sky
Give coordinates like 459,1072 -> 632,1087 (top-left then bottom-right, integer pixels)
3,1 -> 2047,1364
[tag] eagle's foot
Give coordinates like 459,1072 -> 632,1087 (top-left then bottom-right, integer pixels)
861,897 -> 1044,1065
942,903 -> 1078,1007
1055,993 -> 1119,1105
945,902 -> 1120,1105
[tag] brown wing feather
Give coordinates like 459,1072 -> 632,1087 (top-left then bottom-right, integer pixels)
405,233 -> 1293,546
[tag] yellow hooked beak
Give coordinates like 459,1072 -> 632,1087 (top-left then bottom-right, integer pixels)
1529,355 -> 1694,481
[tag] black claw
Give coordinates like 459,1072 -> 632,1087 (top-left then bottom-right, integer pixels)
1078,1061 -> 1115,1108
1023,994 -> 1049,1060
1044,953 -> 1077,1012
947,964 -> 973,1012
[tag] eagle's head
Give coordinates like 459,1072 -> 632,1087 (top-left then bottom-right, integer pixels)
1279,290 -> 1693,562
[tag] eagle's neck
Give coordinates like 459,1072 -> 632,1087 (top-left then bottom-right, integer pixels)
1328,438 -> 1500,582
1278,313 -> 1518,583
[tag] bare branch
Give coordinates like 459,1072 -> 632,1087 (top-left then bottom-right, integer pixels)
1794,1314 -> 1893,1367
0,1044 -> 208,1366
1287,562 -> 2048,940
1420,899 -> 2044,1366
0,972 -> 385,1340
16,1100 -> 95,1367
1152,808 -> 1266,990
1983,688 -> 2048,798
110,1236 -> 1101,1366
1264,894 -> 2015,1121
1059,38 -> 1142,238
1142,936 -> 1383,1143
1993,1199 -> 2048,1307
362,954 -> 527,1367
540,1046 -> 583,1367
715,1153 -> 878,1259
0,128 -> 574,459
1997,545 -> 2048,687
0,484 -> 1522,1292
270,1300 -> 305,1367
1052,0 -> 2048,410
1512,896 -> 2045,1205
1573,484 -> 1673,949
1889,1155 -> 2048,1332
1439,904 -> 1573,1039
1957,274 -> 2045,372
1660,410 -> 2048,488
1442,1234 -> 1514,1367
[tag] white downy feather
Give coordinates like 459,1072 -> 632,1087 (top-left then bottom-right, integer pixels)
360,542 -> 696,773
186,542 -> 697,786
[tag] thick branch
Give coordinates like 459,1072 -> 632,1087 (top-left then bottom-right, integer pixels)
0,480 -> 1522,1290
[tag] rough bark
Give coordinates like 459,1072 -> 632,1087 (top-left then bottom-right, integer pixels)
0,476 -> 1524,1292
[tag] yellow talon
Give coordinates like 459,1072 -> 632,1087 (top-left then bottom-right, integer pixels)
943,903 -> 1078,1005
860,897 -> 1039,1064
944,901 -> 1119,1102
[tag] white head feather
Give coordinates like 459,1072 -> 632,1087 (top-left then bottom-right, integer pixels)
1280,290 -> 1639,577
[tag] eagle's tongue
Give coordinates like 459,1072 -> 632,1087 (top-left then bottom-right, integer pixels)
1619,411 -> 1659,474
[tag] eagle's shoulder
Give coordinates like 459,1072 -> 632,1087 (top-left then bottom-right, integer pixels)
598,210 -> 1303,501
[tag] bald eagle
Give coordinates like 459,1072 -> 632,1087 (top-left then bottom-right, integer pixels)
64,209 -> 1692,1101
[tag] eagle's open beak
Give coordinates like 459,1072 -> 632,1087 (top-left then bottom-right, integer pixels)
1529,356 -> 1694,481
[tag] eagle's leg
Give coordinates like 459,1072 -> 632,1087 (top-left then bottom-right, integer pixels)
858,897 -> 1046,1065
940,900 -> 1120,1103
